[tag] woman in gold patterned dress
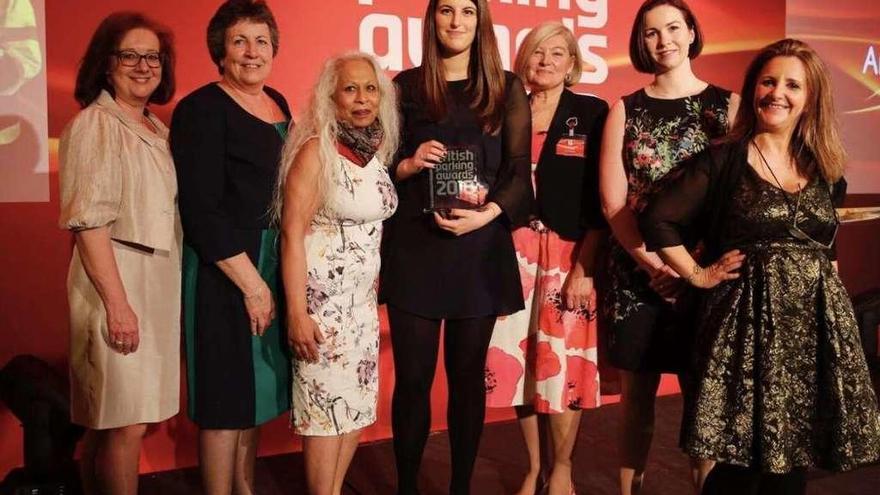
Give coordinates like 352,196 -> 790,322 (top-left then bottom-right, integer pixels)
641,39 -> 880,494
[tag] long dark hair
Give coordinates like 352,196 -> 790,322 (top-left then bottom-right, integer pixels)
74,12 -> 175,108
419,0 -> 506,132
726,39 -> 845,181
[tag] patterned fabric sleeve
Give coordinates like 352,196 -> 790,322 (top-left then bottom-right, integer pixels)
58,109 -> 122,231
829,177 -> 847,261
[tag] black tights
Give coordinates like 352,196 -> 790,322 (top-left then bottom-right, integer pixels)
388,305 -> 496,495
702,463 -> 807,495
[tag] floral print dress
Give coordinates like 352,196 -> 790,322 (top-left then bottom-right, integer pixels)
292,151 -> 397,436
603,85 -> 731,372
485,133 -> 600,413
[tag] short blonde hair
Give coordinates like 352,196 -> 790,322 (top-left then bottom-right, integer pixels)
514,21 -> 583,88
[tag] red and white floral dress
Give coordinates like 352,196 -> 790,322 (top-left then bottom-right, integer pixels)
484,132 -> 600,413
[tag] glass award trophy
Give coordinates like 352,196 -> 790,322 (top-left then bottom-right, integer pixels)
425,143 -> 489,212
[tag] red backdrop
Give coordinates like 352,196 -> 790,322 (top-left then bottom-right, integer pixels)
1,0 -> 792,475
786,0 -> 880,194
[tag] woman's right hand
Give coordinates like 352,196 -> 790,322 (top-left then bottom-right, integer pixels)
402,140 -> 446,175
288,313 -> 325,363
649,264 -> 686,302
688,249 -> 746,289
243,283 -> 275,336
105,301 -> 139,355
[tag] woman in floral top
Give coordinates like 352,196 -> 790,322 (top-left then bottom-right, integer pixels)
598,1 -> 739,494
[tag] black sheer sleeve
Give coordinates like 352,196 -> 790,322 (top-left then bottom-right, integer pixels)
389,70 -> 418,183
489,74 -> 532,227
640,150 -> 713,251
388,78 -> 408,182
829,177 -> 847,261
170,94 -> 240,263
581,99 -> 609,230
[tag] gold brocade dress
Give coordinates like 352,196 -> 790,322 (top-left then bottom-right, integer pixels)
683,166 -> 880,473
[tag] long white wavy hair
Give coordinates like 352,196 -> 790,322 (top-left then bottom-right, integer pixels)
273,51 -> 400,222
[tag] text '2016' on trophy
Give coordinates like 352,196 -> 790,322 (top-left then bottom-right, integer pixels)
425,144 -> 489,214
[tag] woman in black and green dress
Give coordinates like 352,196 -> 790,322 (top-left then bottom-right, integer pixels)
641,38 -> 880,494
169,1 -> 290,494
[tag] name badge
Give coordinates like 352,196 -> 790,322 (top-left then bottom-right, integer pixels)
556,135 -> 586,157
555,116 -> 586,158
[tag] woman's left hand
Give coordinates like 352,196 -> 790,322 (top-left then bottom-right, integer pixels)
433,206 -> 497,236
561,273 -> 595,311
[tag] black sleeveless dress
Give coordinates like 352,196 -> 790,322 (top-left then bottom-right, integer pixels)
602,85 -> 732,372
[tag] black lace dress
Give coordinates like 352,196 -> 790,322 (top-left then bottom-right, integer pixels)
642,142 -> 880,473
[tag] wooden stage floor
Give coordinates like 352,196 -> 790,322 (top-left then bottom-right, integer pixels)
140,394 -> 880,494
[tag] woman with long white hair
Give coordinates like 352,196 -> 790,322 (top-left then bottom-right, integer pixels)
276,52 -> 399,495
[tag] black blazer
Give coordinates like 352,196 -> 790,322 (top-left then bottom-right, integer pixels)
533,89 -> 608,240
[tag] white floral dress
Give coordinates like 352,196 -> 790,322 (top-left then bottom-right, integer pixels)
292,152 -> 397,436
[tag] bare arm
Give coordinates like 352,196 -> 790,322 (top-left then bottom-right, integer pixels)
599,100 -> 664,274
74,227 -> 139,354
279,139 -> 324,362
727,93 -> 741,127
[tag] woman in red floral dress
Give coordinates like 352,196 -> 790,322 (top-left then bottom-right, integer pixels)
484,21 -> 608,495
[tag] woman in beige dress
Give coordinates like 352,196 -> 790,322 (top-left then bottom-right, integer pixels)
58,12 -> 179,495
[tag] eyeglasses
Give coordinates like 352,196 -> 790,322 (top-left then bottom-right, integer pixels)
113,50 -> 163,68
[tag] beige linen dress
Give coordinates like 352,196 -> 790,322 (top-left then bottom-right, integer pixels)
58,90 -> 182,429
